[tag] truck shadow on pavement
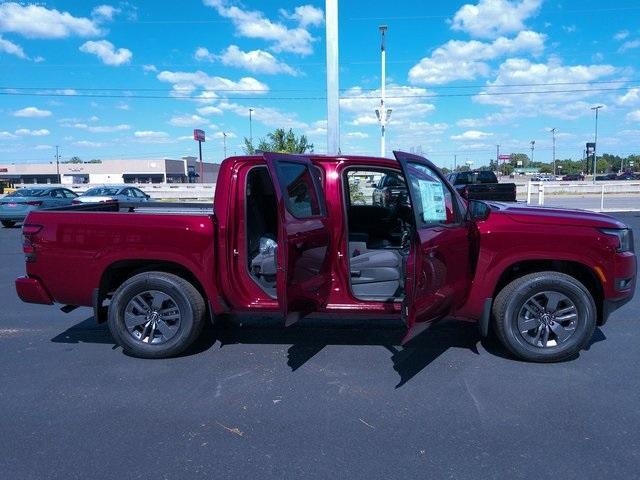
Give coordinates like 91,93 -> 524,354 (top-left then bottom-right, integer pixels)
51,315 -> 607,388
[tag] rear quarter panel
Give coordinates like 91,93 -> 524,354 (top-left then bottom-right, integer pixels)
24,210 -> 218,308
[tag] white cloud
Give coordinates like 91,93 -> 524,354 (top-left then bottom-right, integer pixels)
169,114 -> 208,127
450,0 -> 542,39
143,64 -> 157,73
451,130 -> 493,141
203,0 -> 319,55
73,123 -> 130,133
157,70 -> 268,98
73,140 -> 105,147
346,131 -> 369,139
196,105 -> 223,116
473,58 -> 617,116
92,5 -> 120,22
614,30 -> 629,41
218,101 -> 308,129
562,25 -> 576,34
305,120 -> 327,138
14,106 -> 52,118
15,128 -> 50,136
194,47 -> 215,62
133,131 -> 172,143
341,85 -> 436,126
79,40 -> 132,66
116,102 -> 130,111
618,40 -> 640,53
213,45 -> 298,75
0,2 -> 101,39
280,5 -> 324,28
627,110 -> 640,122
618,88 -> 640,106
0,34 -> 26,58
34,144 -> 53,150
409,30 -> 545,85
0,131 -> 16,139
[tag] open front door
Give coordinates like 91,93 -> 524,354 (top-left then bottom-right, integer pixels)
393,151 -> 473,344
263,153 -> 332,326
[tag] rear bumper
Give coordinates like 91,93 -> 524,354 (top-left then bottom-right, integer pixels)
0,213 -> 27,221
15,276 -> 53,305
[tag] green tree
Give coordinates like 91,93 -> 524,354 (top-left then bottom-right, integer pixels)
63,156 -> 82,164
509,153 -> 530,168
246,128 -> 313,154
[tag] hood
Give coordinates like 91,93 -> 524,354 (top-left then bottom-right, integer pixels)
491,203 -> 627,229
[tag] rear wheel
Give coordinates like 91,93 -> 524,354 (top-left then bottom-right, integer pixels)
107,272 -> 206,358
1,220 -> 16,228
493,272 -> 596,362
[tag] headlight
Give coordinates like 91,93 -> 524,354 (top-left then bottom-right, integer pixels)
600,228 -> 634,253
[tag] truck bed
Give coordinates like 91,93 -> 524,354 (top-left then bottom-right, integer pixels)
43,201 -> 214,215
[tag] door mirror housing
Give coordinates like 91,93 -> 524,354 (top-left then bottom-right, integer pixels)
468,200 -> 491,221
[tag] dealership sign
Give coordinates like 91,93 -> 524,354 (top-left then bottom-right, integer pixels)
193,129 -> 205,142
498,154 -> 511,162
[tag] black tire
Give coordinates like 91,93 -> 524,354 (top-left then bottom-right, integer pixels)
107,272 -> 206,359
493,272 -> 596,363
1,220 -> 16,228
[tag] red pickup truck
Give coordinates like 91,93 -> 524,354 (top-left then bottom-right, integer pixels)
15,152 -> 636,362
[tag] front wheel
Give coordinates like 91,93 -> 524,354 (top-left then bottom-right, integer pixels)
107,272 -> 206,358
1,220 -> 16,228
493,272 -> 596,362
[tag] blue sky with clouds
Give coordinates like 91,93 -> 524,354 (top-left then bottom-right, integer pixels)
1,0 -> 639,168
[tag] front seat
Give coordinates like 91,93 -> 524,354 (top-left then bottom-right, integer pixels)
349,249 -> 402,300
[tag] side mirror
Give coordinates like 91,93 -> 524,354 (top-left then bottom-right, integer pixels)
468,200 -> 490,221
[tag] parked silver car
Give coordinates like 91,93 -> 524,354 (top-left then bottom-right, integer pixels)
0,187 -> 78,227
73,185 -> 152,204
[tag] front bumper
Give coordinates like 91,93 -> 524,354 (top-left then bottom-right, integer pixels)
15,276 -> 53,305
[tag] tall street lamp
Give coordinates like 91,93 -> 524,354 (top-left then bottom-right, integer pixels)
249,108 -> 254,148
550,128 -> 556,176
530,140 -> 535,163
591,105 -> 603,182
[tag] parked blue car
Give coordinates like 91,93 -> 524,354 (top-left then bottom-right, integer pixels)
0,187 -> 78,227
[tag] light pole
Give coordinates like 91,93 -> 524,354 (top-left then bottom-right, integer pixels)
222,132 -> 228,160
591,105 -> 603,182
530,140 -> 535,164
375,25 -> 391,158
55,145 -> 60,183
325,0 -> 340,155
249,108 -> 254,148
550,128 -> 556,176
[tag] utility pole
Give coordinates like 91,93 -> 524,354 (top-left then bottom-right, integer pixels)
591,105 -> 603,182
454,154 -> 457,171
325,0 -> 340,155
55,145 -> 60,183
496,145 -> 500,171
222,132 -> 228,160
550,128 -> 557,176
249,108 -> 254,149
375,25 -> 391,158
530,140 -> 535,164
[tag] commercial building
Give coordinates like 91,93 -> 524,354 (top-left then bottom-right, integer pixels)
0,156 -> 220,185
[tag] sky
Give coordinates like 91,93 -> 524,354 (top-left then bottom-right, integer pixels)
1,0 -> 639,169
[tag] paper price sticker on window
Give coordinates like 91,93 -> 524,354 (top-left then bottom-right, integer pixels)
417,180 -> 447,222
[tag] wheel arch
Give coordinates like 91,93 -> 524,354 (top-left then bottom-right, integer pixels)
96,259 -> 210,324
492,259 -> 605,325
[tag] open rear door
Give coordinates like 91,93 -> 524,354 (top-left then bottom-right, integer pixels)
393,151 -> 473,344
263,153 -> 332,325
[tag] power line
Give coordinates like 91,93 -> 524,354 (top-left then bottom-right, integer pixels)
0,85 -> 635,101
2,79 -> 638,93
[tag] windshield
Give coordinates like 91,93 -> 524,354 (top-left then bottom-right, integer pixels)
6,189 -> 48,197
83,187 -> 121,196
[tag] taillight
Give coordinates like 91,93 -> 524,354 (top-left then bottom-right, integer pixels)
102,199 -> 117,203
25,201 -> 43,206
72,199 -> 81,205
22,224 -> 43,262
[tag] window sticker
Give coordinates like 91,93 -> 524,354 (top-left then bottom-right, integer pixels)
417,179 -> 446,222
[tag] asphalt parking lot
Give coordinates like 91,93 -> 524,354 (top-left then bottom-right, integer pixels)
1,213 -> 639,480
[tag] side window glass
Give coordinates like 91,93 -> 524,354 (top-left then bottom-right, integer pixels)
405,162 -> 456,227
278,162 -> 323,218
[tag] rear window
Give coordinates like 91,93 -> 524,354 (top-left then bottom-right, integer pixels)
6,189 -> 47,197
83,187 -> 120,196
476,171 -> 498,183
